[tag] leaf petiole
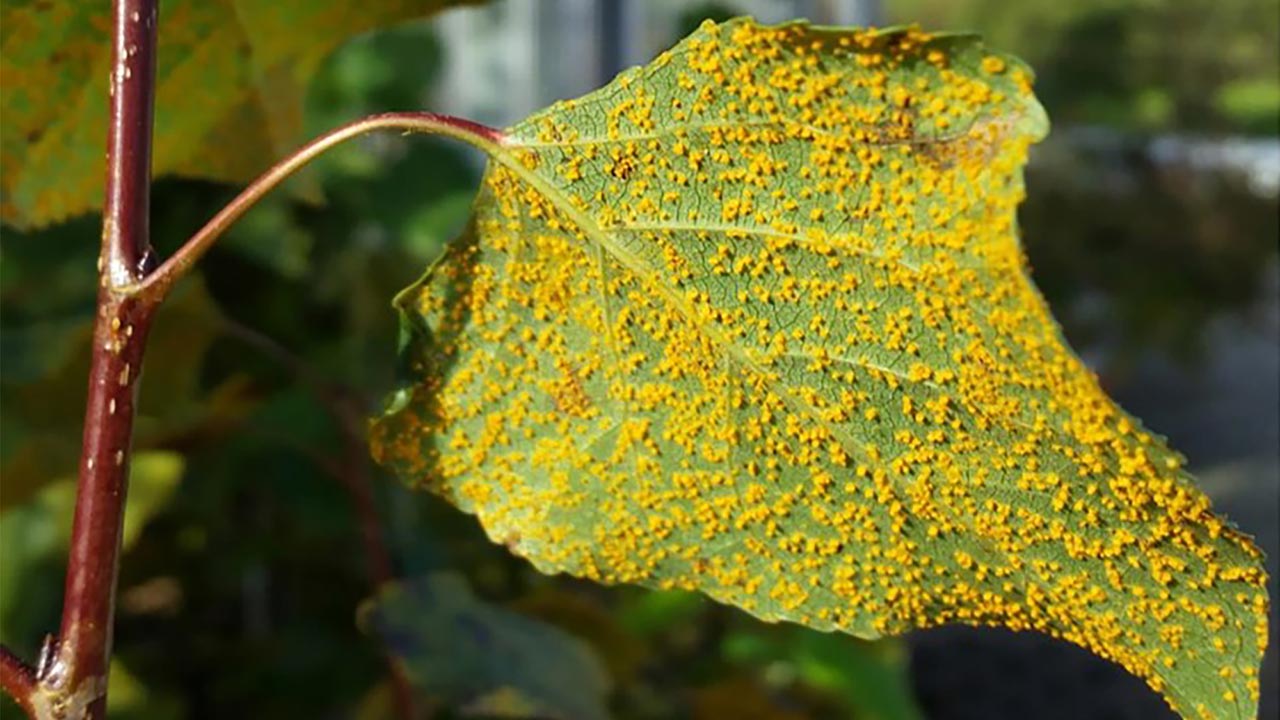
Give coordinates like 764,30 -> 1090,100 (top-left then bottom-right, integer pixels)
128,112 -> 505,306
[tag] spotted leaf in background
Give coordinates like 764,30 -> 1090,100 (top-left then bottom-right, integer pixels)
372,19 -> 1269,719
0,0 -> 474,228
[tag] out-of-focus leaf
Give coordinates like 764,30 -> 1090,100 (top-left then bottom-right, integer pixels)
219,201 -> 316,280
119,452 -> 185,548
723,629 -> 921,720
106,658 -> 184,720
692,676 -> 807,720
371,18 -> 1269,719
0,279 -> 249,510
402,191 -> 476,263
618,589 -> 705,637
0,312 -> 92,384
511,586 -> 647,682
0,0 -> 476,227
460,687 -> 547,719
352,681 -> 397,720
359,573 -> 611,720
0,427 -> 80,513
1214,78 -> 1280,133
0,451 -> 185,650
305,18 -> 445,134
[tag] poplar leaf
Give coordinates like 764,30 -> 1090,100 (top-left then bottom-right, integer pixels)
371,19 -> 1269,719
0,0 -> 474,228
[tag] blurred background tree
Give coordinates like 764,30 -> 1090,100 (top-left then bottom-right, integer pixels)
2,1 -> 1275,718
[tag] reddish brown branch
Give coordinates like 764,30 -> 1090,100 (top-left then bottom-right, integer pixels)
0,647 -> 37,716
49,300 -> 155,715
100,0 -> 159,284
26,0 -> 163,717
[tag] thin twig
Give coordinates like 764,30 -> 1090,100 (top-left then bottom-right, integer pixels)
0,646 -> 37,716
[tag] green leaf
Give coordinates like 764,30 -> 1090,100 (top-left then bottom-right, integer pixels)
0,451 -> 184,649
0,278 -> 244,510
359,574 -> 611,720
723,628 -> 921,720
690,675 -> 810,720
105,658 -> 184,720
371,18 -> 1269,719
0,0 -> 475,228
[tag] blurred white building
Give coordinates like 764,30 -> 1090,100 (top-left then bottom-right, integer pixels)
434,0 -> 882,128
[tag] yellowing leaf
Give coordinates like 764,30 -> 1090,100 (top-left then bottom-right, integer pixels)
371,19 -> 1269,719
0,0 -> 473,228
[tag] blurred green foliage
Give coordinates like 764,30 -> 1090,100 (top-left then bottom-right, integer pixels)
892,0 -> 1280,134
1020,135 -> 1279,374
360,574 -> 612,720
894,0 -> 1279,379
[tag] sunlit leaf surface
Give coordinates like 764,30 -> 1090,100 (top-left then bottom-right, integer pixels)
0,0 -> 472,227
372,19 -> 1269,719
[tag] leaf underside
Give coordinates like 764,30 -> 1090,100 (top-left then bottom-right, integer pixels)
372,18 -> 1269,720
0,0 -> 473,228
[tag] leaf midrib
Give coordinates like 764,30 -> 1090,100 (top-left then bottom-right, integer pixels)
508,115 -> 986,150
